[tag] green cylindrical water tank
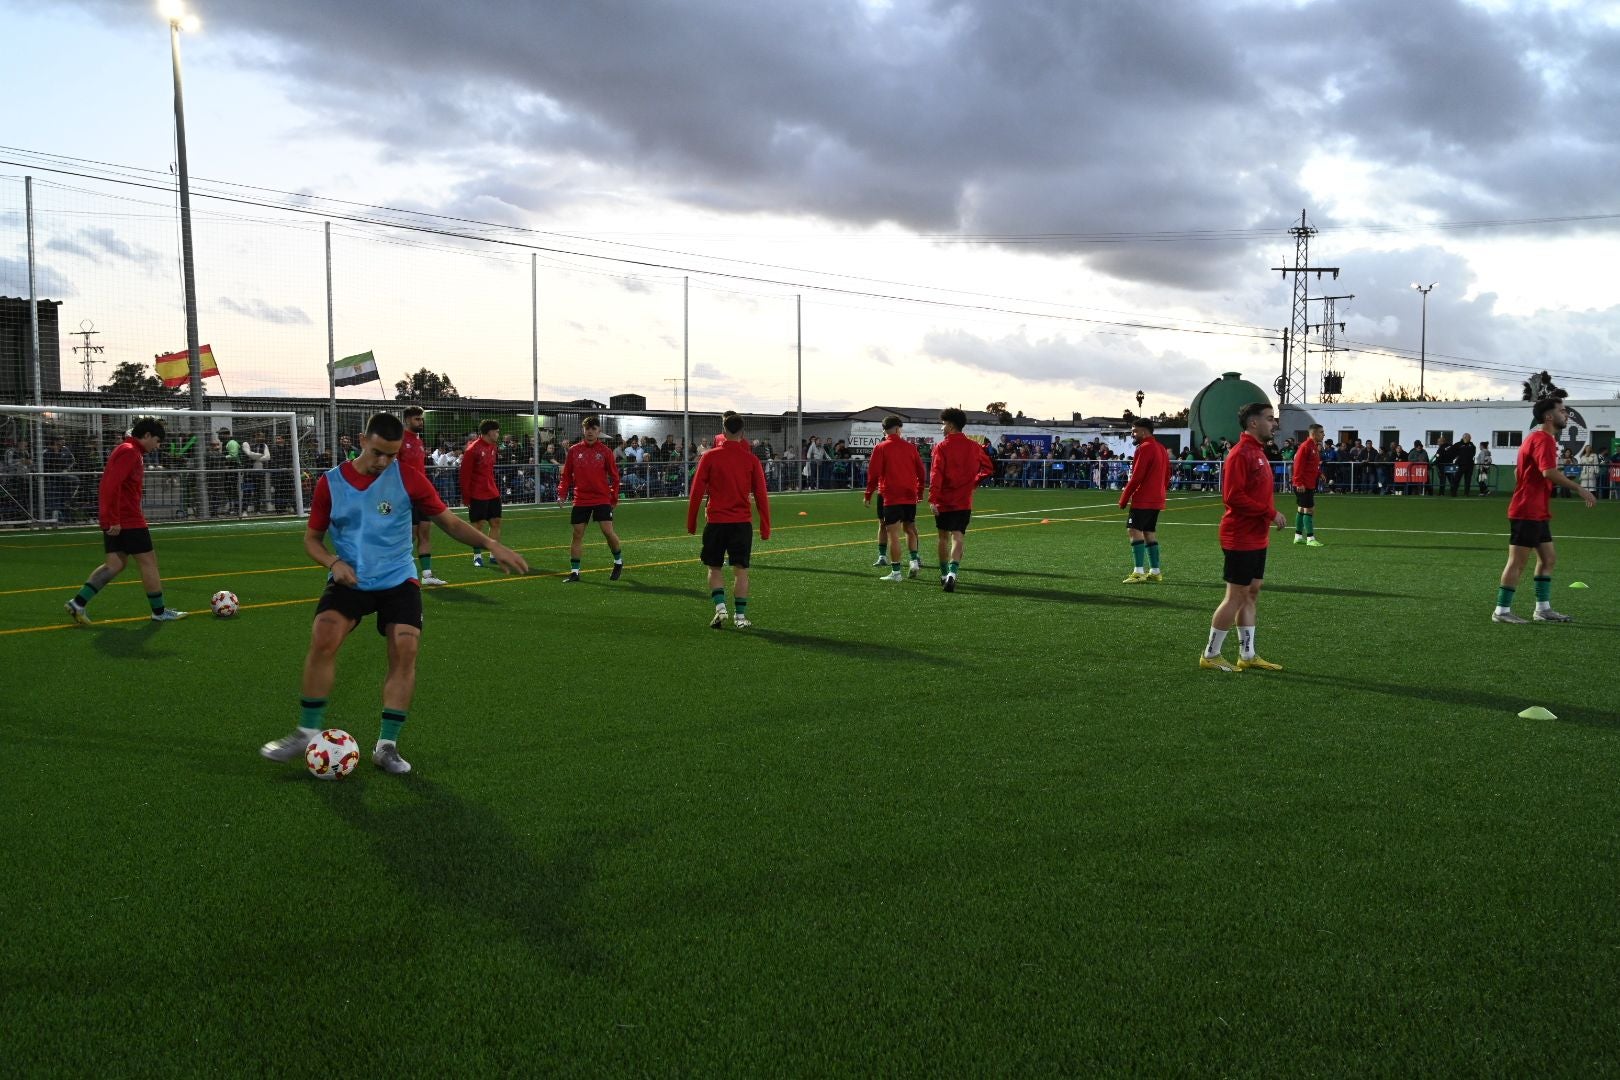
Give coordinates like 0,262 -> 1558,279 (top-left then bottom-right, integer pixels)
1190,372 -> 1271,448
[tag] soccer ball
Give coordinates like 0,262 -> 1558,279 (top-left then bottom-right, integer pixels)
305,728 -> 360,781
210,590 -> 239,618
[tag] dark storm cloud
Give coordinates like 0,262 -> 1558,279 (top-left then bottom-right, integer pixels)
68,0 -> 1620,292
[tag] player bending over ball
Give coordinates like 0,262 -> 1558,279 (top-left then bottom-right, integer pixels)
864,414 -> 926,581
1200,402 -> 1288,672
1119,416 -> 1172,583
1491,397 -> 1595,624
928,407 -> 994,593
64,417 -> 187,625
260,411 -> 529,775
558,415 -> 624,582
687,412 -> 770,629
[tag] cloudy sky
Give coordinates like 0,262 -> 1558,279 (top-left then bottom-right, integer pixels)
3,0 -> 1619,417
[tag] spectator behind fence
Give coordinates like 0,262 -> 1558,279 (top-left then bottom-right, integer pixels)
1477,441 -> 1493,494
1452,434 -> 1477,496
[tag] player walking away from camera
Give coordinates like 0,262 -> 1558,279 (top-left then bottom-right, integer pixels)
1292,424 -> 1325,547
929,407 -> 994,593
1491,398 -> 1596,625
64,418 -> 188,625
865,414 -> 926,581
559,415 -> 623,582
1200,403 -> 1288,672
260,412 -> 529,775
401,406 -> 447,585
460,420 -> 503,568
1119,417 -> 1172,583
687,412 -> 770,629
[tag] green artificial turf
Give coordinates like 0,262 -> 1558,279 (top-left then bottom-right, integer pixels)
2,489 -> 1618,1076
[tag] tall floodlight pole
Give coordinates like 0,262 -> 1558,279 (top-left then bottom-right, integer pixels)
682,276 -> 690,495
26,176 -> 46,519
163,1 -> 207,515
1411,282 -> 1437,398
796,295 -> 803,490
531,253 -> 540,504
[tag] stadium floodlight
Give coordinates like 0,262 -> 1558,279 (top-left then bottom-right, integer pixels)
158,0 -> 186,19
1411,282 -> 1438,398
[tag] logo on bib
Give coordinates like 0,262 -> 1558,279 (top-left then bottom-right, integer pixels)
377,501 -> 394,516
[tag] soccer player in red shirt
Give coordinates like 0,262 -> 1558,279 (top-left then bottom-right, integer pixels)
64,417 -> 188,625
1492,397 -> 1596,624
1200,403 -> 1288,672
401,406 -> 447,585
459,419 -> 503,568
260,412 -> 528,775
687,412 -> 771,629
864,414 -> 926,581
1291,423 -> 1326,547
559,415 -> 624,582
1118,417 -> 1172,583
928,407 -> 994,593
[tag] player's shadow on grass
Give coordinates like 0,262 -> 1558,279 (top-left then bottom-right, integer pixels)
748,627 -> 953,667
425,587 -> 499,606
971,567 -> 1070,580
967,582 -> 1199,610
621,578 -> 698,600
309,777 -> 618,974
1287,671 -> 1616,730
1262,584 -> 1405,599
90,621 -> 178,659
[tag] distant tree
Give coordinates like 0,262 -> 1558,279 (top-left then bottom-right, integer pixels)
98,361 -> 184,399
1154,407 -> 1191,425
984,401 -> 1014,424
1375,383 -> 1441,403
393,369 -> 461,401
1522,370 -> 1565,402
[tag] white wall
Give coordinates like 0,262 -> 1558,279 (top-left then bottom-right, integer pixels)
1282,400 -> 1620,453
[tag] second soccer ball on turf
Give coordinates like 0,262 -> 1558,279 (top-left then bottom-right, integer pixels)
305,728 -> 359,781
210,590 -> 239,618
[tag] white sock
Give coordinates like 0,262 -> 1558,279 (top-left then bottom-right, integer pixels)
1536,599 -> 1550,613
1204,627 -> 1229,658
1237,626 -> 1256,659
298,725 -> 320,737
376,738 -> 396,749
1494,605 -> 1512,615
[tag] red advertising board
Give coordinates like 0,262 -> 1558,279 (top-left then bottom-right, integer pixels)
1393,462 -> 1430,484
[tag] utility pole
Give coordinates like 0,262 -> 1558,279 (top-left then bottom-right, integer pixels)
72,320 -> 106,391
1271,210 -> 1339,406
1307,294 -> 1353,401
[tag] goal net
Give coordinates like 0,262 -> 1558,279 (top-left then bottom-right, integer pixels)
0,404 -> 307,527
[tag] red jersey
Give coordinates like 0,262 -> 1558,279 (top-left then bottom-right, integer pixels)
1118,437 -> 1171,511
687,439 -> 771,537
459,437 -> 500,501
864,433 -> 926,505
1218,432 -> 1277,551
928,432 -> 994,512
1507,429 -> 1558,521
308,460 -> 446,532
560,439 -> 620,506
98,436 -> 148,529
399,429 -> 428,477
1292,437 -> 1321,489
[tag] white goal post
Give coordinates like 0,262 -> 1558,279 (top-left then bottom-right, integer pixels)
0,403 -> 307,527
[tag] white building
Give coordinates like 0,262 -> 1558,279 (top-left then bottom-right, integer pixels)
1280,399 -> 1619,457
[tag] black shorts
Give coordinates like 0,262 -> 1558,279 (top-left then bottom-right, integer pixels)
882,502 -> 917,526
701,522 -> 753,569
315,579 -> 424,637
1294,488 -> 1316,510
934,509 -> 972,534
104,527 -> 154,556
467,497 -> 502,522
1222,547 -> 1268,586
571,503 -> 614,525
1509,518 -> 1554,548
1125,507 -> 1160,533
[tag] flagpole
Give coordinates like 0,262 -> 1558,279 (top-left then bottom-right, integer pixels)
325,221 -> 336,461
531,252 -> 541,506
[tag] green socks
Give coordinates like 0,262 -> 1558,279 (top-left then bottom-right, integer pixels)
146,591 -> 165,615
1146,542 -> 1160,571
909,549 -> 919,563
735,597 -> 748,616
299,697 -> 328,734
878,542 -> 887,556
1130,539 -> 1147,573
421,554 -> 432,571
611,547 -> 623,564
1495,586 -> 1515,610
379,708 -> 407,744
711,588 -> 726,608
1534,575 -> 1552,603
570,557 -> 582,572
1301,513 -> 1314,536
73,580 -> 101,608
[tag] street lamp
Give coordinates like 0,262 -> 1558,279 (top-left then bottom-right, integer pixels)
163,1 -> 203,411
1411,281 -> 1437,399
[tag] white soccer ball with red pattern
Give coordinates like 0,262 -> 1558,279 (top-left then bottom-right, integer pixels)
305,728 -> 359,781
210,590 -> 239,618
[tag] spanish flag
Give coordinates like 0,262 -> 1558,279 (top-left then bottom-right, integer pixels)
154,345 -> 220,387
